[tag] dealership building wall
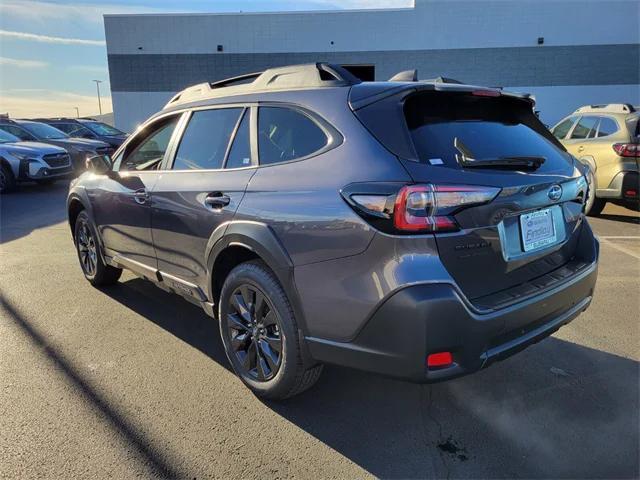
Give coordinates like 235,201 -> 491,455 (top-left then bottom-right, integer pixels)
105,0 -> 640,133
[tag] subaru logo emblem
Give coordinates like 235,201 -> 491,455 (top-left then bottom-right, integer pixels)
548,184 -> 562,201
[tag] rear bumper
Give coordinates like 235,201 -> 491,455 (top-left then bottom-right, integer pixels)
597,171 -> 639,201
306,237 -> 599,383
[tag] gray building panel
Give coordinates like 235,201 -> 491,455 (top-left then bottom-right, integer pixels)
108,44 -> 640,93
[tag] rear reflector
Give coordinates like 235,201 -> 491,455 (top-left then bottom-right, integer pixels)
427,352 -> 453,368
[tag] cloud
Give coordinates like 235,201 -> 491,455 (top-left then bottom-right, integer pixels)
0,1 -> 178,25
0,29 -> 105,46
0,0 -> 414,27
0,57 -> 49,69
69,65 -> 109,74
0,90 -> 113,118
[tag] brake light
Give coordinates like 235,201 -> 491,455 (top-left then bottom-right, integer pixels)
613,143 -> 640,157
472,89 -> 501,97
393,184 -> 500,233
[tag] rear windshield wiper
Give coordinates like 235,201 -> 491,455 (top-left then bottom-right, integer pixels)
453,137 -> 545,169
461,156 -> 546,169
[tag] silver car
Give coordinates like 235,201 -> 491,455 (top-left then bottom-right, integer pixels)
0,129 -> 72,193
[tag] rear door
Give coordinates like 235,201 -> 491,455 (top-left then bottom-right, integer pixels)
150,106 -> 255,293
562,115 -> 599,158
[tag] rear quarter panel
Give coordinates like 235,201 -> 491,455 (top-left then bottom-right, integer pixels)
235,88 -> 411,265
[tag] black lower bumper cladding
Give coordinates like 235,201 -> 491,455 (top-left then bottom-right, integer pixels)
306,222 -> 599,383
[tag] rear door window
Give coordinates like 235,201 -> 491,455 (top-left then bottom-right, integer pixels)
404,92 -> 571,170
172,108 -> 242,170
225,110 -> 251,169
570,116 -> 599,139
258,107 -> 328,165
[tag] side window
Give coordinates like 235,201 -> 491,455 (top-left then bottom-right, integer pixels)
119,116 -> 179,171
258,107 -> 328,165
52,123 -> 72,134
172,108 -> 242,170
552,117 -> 576,139
1,125 -> 35,141
597,118 -> 618,137
570,116 -> 599,139
225,110 -> 251,169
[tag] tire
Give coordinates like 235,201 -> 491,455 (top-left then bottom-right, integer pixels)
587,198 -> 606,216
74,210 -> 122,286
0,163 -> 16,194
219,260 -> 322,400
585,170 -> 606,216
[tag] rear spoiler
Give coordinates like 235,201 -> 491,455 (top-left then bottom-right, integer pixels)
349,81 -> 535,111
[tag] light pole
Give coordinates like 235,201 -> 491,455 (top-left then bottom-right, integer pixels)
92,80 -> 103,115
74,107 -> 80,118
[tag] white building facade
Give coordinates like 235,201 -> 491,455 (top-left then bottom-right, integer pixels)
105,0 -> 640,132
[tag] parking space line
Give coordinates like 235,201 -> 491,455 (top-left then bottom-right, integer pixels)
599,236 -> 640,239
598,238 -> 640,260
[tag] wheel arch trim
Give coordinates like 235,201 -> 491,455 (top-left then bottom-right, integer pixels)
206,220 -> 310,333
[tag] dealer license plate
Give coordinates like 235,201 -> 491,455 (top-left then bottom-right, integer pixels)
520,208 -> 556,252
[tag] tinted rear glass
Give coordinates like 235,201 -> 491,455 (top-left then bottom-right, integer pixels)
404,92 -> 571,171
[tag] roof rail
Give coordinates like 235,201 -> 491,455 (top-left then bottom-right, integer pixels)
164,62 -> 361,109
574,103 -> 636,114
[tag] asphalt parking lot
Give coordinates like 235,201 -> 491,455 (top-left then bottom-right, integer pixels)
1,180 -> 638,479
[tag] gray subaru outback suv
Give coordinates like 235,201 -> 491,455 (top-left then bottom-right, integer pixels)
67,63 -> 599,399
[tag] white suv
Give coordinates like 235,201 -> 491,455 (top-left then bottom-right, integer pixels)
0,129 -> 72,193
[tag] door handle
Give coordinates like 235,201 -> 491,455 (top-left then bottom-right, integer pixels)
204,193 -> 231,209
133,188 -> 148,205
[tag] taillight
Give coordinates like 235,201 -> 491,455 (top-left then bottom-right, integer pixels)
613,143 -> 640,157
393,184 -> 500,233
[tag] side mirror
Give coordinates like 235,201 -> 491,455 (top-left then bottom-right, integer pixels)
86,154 -> 112,175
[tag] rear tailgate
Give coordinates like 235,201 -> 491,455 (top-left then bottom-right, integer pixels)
352,86 -> 591,304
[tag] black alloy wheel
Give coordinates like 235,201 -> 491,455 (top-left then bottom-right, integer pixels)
76,218 -> 98,277
226,284 -> 283,381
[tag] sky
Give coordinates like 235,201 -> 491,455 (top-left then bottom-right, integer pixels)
0,0 -> 412,119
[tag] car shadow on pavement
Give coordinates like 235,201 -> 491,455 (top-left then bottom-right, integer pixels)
103,278 -> 639,479
0,180 -> 70,244
102,277 -> 233,374
593,212 -> 640,225
268,340 -> 639,479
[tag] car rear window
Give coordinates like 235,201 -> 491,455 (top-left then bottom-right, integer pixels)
403,92 -> 571,171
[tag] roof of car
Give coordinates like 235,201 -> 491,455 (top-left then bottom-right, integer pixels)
573,104 -> 637,115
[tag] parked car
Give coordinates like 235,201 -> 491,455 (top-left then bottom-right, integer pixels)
0,128 -> 72,193
551,104 -> 639,215
68,63 -> 599,399
0,119 -> 114,172
34,118 -> 128,149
